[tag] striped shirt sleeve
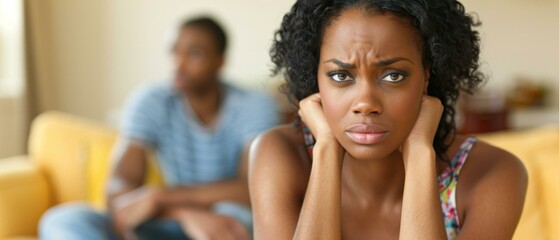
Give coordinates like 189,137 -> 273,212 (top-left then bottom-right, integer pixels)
120,85 -> 165,147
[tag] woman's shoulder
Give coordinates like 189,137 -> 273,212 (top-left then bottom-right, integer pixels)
455,135 -> 528,214
249,124 -> 312,186
250,124 -> 307,157
458,135 -> 527,183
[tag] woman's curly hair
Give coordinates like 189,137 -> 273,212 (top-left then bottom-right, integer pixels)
271,0 -> 484,160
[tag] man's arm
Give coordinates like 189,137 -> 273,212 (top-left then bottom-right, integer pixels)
107,139 -> 251,213
106,139 -> 161,240
154,144 -> 252,240
107,84 -> 162,215
106,139 -> 148,210
157,143 -> 252,210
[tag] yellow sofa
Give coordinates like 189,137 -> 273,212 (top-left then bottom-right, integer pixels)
0,111 -> 557,239
0,111 -> 162,240
476,126 -> 559,240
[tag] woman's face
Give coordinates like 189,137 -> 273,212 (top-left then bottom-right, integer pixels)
318,8 -> 428,161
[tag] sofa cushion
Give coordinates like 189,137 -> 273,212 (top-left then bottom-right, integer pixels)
86,140 -> 113,209
476,125 -> 559,240
535,148 -> 559,240
86,139 -> 164,210
29,112 -> 117,204
3,237 -> 37,240
0,157 -> 50,238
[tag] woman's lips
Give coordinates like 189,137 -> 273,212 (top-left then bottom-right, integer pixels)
345,124 -> 389,145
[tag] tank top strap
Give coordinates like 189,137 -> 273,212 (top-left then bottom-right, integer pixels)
450,136 -> 477,178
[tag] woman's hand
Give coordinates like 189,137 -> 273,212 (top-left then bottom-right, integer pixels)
298,93 -> 338,144
401,95 -> 444,155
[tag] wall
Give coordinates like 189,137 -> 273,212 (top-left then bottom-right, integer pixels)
28,0 -> 559,126
0,0 -> 26,158
0,97 -> 26,158
461,0 -> 559,104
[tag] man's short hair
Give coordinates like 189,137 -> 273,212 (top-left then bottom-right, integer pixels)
181,16 -> 228,55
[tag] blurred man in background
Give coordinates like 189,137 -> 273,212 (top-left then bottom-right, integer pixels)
39,16 -> 278,240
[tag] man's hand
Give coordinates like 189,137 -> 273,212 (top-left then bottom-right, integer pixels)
170,207 -> 250,240
112,186 -> 164,239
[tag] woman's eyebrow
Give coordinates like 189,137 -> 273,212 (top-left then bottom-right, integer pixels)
323,57 -> 413,68
374,57 -> 413,66
323,59 -> 356,69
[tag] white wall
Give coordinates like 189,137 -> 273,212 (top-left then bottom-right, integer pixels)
461,0 -> 559,105
30,0 -> 559,126
0,0 -> 25,96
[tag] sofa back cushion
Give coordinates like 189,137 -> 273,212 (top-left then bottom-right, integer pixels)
535,149 -> 559,240
29,111 -> 163,207
477,125 -> 559,240
87,139 -> 163,210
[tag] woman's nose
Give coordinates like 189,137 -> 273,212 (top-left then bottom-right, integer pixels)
351,84 -> 382,116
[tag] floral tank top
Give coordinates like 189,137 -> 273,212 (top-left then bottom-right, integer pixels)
302,126 -> 477,239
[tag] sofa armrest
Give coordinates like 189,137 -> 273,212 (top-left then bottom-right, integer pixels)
535,148 -> 559,240
0,156 -> 51,238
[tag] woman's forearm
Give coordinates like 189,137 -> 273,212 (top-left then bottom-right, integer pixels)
294,140 -> 344,240
400,145 -> 447,240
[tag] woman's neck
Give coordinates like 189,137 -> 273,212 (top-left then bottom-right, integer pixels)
341,151 -> 406,207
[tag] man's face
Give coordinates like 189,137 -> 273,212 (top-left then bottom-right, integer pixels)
172,26 -> 224,92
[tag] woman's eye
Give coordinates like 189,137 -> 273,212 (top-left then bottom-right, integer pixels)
381,72 -> 405,82
330,72 -> 354,82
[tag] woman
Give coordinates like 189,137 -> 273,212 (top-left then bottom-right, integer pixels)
249,0 -> 527,239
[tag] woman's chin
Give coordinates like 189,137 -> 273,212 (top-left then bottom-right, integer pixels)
343,144 -> 399,162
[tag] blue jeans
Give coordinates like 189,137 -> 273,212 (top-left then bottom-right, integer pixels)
39,202 -> 253,240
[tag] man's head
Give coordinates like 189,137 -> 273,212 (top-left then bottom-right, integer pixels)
172,16 -> 227,93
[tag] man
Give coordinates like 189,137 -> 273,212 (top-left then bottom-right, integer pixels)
40,16 -> 278,240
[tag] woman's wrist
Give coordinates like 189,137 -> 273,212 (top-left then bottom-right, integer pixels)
402,138 -> 433,155
314,133 -> 339,145
313,138 -> 345,165
402,143 -> 436,170
315,135 -> 343,149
